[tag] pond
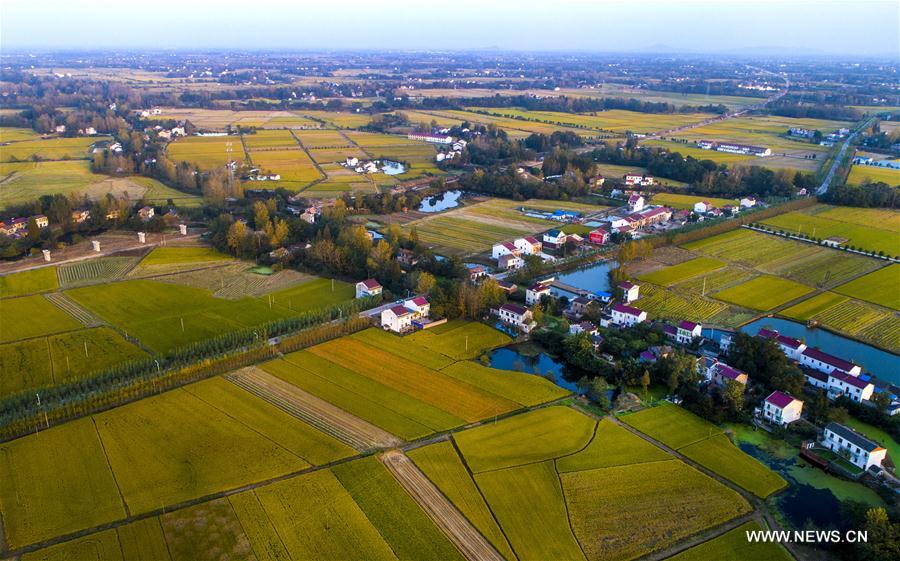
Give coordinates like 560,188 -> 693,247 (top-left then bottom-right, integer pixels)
381,160 -> 406,175
726,424 -> 885,530
705,317 -> 899,385
418,190 -> 463,213
488,345 -> 583,392
553,260 -> 614,296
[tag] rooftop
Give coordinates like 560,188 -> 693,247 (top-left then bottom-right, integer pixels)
802,347 -> 859,373
765,391 -> 799,409
825,422 -> 884,453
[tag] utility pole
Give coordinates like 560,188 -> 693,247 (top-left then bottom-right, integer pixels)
181,317 -> 185,332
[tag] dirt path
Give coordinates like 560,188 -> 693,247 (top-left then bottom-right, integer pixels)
43,292 -> 105,327
381,450 -> 506,561
224,367 -> 403,451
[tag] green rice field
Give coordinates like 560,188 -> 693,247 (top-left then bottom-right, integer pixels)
667,521 -> 793,561
760,204 -> 900,256
834,265 -> 899,310
713,275 -> 814,311
638,257 -> 725,286
0,267 -> 58,297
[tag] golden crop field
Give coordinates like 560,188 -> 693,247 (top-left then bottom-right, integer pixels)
167,135 -> 243,169
846,164 -> 900,186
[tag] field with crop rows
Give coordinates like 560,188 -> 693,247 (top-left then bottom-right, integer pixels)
846,164 -> 900,186
713,275 -> 813,311
668,521 -> 793,561
57,256 -> 140,288
632,283 -> 734,324
638,257 -> 725,286
760,204 -> 900,256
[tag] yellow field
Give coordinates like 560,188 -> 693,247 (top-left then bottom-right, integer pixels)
846,164 -> 900,186
167,135 -> 243,169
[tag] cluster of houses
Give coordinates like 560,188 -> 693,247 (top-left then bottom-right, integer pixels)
342,157 -> 381,174
696,140 -> 772,157
692,196 -> 758,219
788,127 -> 849,144
608,198 -> 673,237
435,139 -> 467,162
0,214 -> 48,237
154,125 -> 187,140
247,168 -> 281,181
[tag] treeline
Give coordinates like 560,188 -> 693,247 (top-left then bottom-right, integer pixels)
821,181 -> 899,208
768,100 -> 862,121
412,94 -> 728,115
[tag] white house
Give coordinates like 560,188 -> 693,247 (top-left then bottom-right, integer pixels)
822,423 -> 887,471
710,363 -> 749,388
676,321 -> 702,344
628,194 -> 645,212
619,281 -> 640,303
800,348 -> 862,377
757,329 -> 807,361
492,241 -> 519,260
542,229 -> 567,246
827,371 -> 874,402
515,236 -> 543,255
496,303 -> 536,333
404,296 -> 430,319
356,279 -> 383,299
763,391 -> 803,426
498,254 -> 524,270
526,282 -> 552,306
381,305 -> 413,333
693,201 -> 710,214
569,321 -> 598,336
611,303 -> 646,327
740,196 -> 757,209
407,133 -> 453,145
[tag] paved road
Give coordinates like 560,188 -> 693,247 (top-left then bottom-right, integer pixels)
817,117 -> 874,195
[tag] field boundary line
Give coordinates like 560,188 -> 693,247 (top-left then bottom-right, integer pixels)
643,512 -> 758,561
42,292 -> 104,327
90,417 -> 131,518
449,435 -> 521,561
288,129 -> 327,183
381,450 -> 506,561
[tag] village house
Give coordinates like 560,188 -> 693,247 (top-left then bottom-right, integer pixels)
55,125 -> 66,133
800,348 -> 862,377
740,196 -> 758,209
827,371 -> 874,403
569,296 -> 595,318
628,194 -> 645,212
138,206 -> 155,221
589,175 -> 606,189
407,132 -> 453,145
71,209 -> 91,223
405,296 -> 430,319
396,248 -> 419,268
756,329 -> 807,361
675,320 -> 702,344
514,236 -> 543,255
491,241 -> 519,260
300,207 -> 317,224
619,281 -> 640,303
465,263 -> 488,283
495,302 -> 536,333
624,174 -> 654,187
693,201 -> 711,214
710,362 -> 749,388
496,280 -> 517,294
611,303 -> 646,327
569,321 -> 598,336
762,391 -> 803,426
355,279 -> 383,299
381,305 -> 413,333
588,228 -> 609,245
542,229 -> 567,251
498,253 -> 524,270
32,215 -> 49,229
0,218 -> 27,237
822,423 -> 887,471
696,356 -> 719,381
526,282 -> 552,306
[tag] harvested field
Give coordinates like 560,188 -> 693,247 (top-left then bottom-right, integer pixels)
225,366 -> 402,450
380,451 -> 503,561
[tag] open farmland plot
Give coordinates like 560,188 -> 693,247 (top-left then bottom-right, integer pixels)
294,129 -> 355,148
679,435 -> 787,498
556,418 -> 671,472
404,214 -> 525,254
761,204 -> 900,256
469,107 -> 714,135
19,529 -> 124,561
126,176 -> 203,207
846,164 -> 900,186
406,320 -> 511,359
835,265 -> 900,310
638,257 -> 725,286
0,135 -> 106,162
642,140 -> 757,166
0,294 -> 83,343
0,127 -> 42,142
264,277 -> 355,313
439,361 -> 570,407
167,135 -> 242,169
65,279 -> 295,353
621,403 -> 723,449
139,246 -> 232,266
633,283 -> 734,325
297,110 -> 377,129
0,160 -> 129,209
781,292 -> 850,319
713,275 -> 813,311
0,417 -> 127,549
668,521 -> 793,561
674,266 -> 757,295
0,267 -> 58,297
561,460 -> 750,561
798,298 -> 900,350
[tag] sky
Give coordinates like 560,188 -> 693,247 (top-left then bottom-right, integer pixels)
1,0 -> 898,58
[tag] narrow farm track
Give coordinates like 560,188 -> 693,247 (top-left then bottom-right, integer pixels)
224,366 -> 403,451
43,292 -> 104,327
381,450 -> 506,561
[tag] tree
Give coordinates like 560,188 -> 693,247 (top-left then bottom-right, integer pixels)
861,508 -> 900,561
640,369 -> 651,400
271,218 -> 289,247
720,379 -> 745,415
253,201 -> 270,231
226,221 -> 248,255
416,271 -> 436,295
